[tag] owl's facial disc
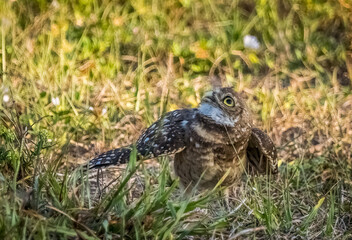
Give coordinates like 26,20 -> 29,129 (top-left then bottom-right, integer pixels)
199,89 -> 241,127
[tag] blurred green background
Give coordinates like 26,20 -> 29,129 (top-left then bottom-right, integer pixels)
1,0 -> 351,148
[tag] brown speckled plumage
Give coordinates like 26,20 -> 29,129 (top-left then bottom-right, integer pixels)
88,87 -> 278,189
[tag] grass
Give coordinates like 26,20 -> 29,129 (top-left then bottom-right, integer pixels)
0,0 -> 352,239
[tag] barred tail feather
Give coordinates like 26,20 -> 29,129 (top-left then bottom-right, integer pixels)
89,147 -> 132,169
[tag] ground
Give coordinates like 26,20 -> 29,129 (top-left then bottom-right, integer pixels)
0,0 -> 352,239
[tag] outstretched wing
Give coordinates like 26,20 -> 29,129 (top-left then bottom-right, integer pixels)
88,147 -> 132,168
89,109 -> 195,169
246,128 -> 278,174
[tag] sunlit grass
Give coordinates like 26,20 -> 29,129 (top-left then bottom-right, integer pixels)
0,0 -> 351,238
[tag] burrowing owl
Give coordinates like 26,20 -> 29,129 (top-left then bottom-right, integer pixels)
88,87 -> 278,189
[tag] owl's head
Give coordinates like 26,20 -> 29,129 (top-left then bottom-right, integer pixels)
198,87 -> 249,127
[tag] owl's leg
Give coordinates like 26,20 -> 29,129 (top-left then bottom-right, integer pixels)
220,183 -> 246,212
96,168 -> 103,198
223,188 -> 231,211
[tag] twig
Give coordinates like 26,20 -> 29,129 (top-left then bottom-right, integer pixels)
229,226 -> 266,239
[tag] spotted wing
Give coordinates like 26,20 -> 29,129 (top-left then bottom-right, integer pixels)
246,128 -> 278,174
89,147 -> 132,168
89,109 -> 194,169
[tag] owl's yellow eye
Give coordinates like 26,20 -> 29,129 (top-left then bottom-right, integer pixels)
223,97 -> 235,107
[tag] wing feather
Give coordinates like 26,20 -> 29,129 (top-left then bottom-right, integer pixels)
246,127 -> 278,174
89,109 -> 194,169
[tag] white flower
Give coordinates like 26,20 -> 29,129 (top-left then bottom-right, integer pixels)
243,35 -> 260,50
51,97 -> 60,106
51,0 -> 60,9
3,94 -> 9,103
102,107 -> 107,115
88,106 -> 94,111
133,27 -> 139,34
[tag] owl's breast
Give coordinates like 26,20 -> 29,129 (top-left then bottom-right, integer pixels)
174,141 -> 248,189
173,114 -> 252,189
